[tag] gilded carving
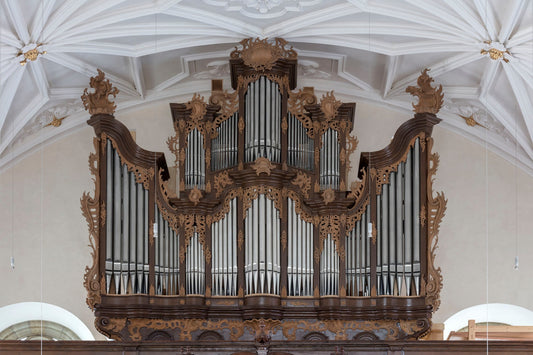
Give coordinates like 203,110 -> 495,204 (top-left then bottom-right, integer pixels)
209,89 -> 239,132
315,214 -> 344,262
322,188 -> 335,205
82,69 -> 119,115
320,91 -> 342,121
459,114 -> 485,128
167,126 -> 179,166
406,68 -> 444,114
345,133 -> 358,177
179,215 -> 209,263
242,186 -> 283,217
347,167 -> 366,202
244,319 -> 282,343
420,207 -> 427,227
281,116 -> 288,133
238,230 -> 244,249
281,230 -> 287,250
280,319 -> 427,341
104,134 -> 154,189
185,93 -> 207,122
237,73 -> 289,96
374,134 -> 425,194
188,186 -> 203,205
251,157 -> 275,176
214,171 -> 233,198
287,87 -> 317,137
231,37 -> 297,71
238,116 -> 245,133
81,138 -> 101,310
291,171 -> 311,199
425,137 -> 446,312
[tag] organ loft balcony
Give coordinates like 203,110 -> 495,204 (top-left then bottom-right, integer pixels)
81,38 -> 446,342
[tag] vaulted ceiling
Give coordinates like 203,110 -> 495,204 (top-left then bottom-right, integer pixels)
1,0 -> 532,174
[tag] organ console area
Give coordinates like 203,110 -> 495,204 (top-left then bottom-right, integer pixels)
81,38 -> 446,343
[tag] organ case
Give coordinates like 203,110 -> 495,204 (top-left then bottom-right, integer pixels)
81,38 -> 446,342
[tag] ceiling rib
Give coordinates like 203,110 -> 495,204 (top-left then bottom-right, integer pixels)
498,0 -> 529,43
0,65 -> 25,135
443,0 -> 488,40
39,0 -> 87,43
503,64 -> 533,145
388,52 -> 483,97
473,0 -> 497,41
382,55 -> 398,98
129,57 -> 146,98
29,0 -> 56,42
264,3 -> 360,37
44,52 -> 139,97
2,0 -> 30,44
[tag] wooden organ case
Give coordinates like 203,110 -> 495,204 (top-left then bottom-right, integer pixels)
81,38 -> 446,343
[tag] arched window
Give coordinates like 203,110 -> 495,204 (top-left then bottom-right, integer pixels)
0,302 -> 95,341
444,303 -> 533,340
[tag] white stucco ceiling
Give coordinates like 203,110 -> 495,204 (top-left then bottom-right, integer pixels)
0,0 -> 532,173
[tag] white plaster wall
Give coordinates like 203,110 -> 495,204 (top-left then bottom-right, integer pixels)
1,100 -> 532,339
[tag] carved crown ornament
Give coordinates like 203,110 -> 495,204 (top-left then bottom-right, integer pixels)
231,37 -> 297,71
81,69 -> 119,115
406,68 -> 444,115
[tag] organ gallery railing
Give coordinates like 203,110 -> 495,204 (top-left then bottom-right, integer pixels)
81,38 -> 446,343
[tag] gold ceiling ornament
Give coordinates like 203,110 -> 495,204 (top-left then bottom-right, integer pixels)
17,43 -> 46,66
459,114 -> 485,128
44,115 -> 67,128
481,40 -> 510,63
406,68 -> 444,115
81,69 -> 119,115
230,37 -> 297,71
320,91 -> 342,121
251,157 -> 275,175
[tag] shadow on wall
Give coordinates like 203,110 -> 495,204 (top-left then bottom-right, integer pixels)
444,303 -> 533,340
0,302 -> 95,340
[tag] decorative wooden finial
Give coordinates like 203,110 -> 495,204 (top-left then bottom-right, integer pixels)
81,69 -> 119,115
230,37 -> 297,71
406,68 -> 444,114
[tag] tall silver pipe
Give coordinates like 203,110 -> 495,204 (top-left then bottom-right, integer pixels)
129,172 -> 136,293
136,183 -> 143,293
413,140 -> 421,295
396,164 -> 404,296
405,150 -> 413,296
389,172 -> 396,295
113,149 -> 121,294
105,141 -> 113,293
382,184 -> 389,295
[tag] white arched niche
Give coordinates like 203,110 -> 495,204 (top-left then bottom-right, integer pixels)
444,303 -> 533,340
0,302 -> 95,340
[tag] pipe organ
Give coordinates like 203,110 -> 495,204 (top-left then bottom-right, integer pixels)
82,39 -> 446,343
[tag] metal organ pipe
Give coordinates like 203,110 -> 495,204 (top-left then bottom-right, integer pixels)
104,141 -> 153,295
185,129 -> 205,189
244,193 -> 280,294
320,234 -> 339,296
320,129 -> 339,189
287,113 -> 314,170
374,142 -> 421,296
287,199 -> 313,296
244,77 -> 281,163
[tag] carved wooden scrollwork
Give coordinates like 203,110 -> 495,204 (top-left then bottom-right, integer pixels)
81,69 -> 119,115
214,170 -> 233,198
242,185 -> 283,217
315,214 -> 345,263
81,138 -> 102,310
104,134 -> 154,189
291,171 -> 311,199
209,89 -> 239,134
288,87 -> 317,137
179,215 -> 209,263
231,37 -> 297,71
406,68 -> 444,114
425,137 -> 446,312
